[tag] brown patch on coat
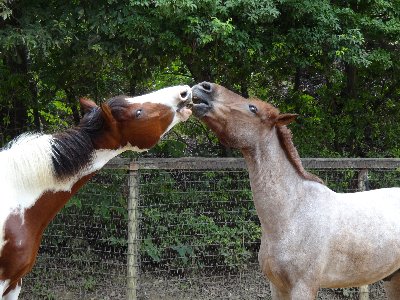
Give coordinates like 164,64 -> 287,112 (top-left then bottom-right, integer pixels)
116,102 -> 174,149
384,269 -> 400,281
0,174 -> 94,297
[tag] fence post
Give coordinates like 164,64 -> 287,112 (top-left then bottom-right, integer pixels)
358,169 -> 369,300
127,163 -> 140,300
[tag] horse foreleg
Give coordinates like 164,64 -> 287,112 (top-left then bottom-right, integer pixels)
384,270 -> 400,300
2,279 -> 21,300
270,281 -> 317,300
288,282 -> 318,300
270,282 -> 290,300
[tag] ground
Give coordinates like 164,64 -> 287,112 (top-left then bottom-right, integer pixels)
138,268 -> 387,300
20,256 -> 387,299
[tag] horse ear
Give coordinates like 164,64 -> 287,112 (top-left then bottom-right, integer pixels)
79,97 -> 98,114
100,103 -> 115,125
275,113 -> 298,126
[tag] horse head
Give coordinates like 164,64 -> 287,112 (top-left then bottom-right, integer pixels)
192,82 -> 297,150
79,85 -> 192,151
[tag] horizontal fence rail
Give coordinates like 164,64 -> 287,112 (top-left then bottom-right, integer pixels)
107,157 -> 400,170
20,157 -> 400,300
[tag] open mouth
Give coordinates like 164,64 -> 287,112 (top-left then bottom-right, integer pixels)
191,92 -> 212,118
192,95 -> 210,108
177,98 -> 193,112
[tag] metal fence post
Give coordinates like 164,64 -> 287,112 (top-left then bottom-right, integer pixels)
127,163 -> 140,300
358,169 -> 369,300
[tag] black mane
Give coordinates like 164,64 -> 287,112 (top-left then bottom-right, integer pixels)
51,106 -> 106,179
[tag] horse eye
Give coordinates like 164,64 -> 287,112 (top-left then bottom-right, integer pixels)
249,104 -> 258,114
135,109 -> 142,118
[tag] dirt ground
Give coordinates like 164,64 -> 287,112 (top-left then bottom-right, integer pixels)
20,263 -> 387,299
137,268 -> 387,300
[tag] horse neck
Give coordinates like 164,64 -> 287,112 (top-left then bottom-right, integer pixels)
43,129 -> 128,201
2,131 -> 129,240
3,130 -> 128,217
29,173 -> 96,232
241,128 -> 308,234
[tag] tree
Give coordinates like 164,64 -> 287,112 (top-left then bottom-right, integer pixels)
1,0 -> 399,158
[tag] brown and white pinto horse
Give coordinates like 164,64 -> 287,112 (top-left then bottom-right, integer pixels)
192,82 -> 400,299
0,85 -> 192,299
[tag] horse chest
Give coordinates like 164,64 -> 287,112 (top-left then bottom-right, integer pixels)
0,174 -> 93,285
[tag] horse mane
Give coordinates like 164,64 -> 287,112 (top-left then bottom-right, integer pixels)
276,125 -> 324,184
2,96 -> 134,186
51,106 -> 105,179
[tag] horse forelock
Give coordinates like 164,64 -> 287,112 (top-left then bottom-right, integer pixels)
276,126 -> 324,184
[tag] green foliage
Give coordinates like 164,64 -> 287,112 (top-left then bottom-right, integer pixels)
1,0 -> 399,157
335,287 -> 358,298
83,276 -> 96,292
368,168 -> 400,190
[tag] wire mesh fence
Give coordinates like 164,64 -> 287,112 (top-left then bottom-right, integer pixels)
20,167 -> 129,300
18,157 -> 400,299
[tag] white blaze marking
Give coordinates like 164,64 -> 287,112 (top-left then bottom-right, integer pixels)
125,85 -> 190,106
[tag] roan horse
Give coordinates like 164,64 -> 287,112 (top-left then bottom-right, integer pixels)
192,82 -> 400,299
0,85 -> 192,299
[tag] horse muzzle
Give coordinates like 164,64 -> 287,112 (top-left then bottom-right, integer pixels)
176,88 -> 193,121
192,82 -> 214,118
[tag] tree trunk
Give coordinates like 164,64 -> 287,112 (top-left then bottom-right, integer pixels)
66,90 -> 81,125
240,80 -> 249,98
342,63 -> 357,99
5,45 -> 30,137
294,68 -> 302,92
183,56 -> 213,84
128,77 -> 136,96
29,77 -> 41,131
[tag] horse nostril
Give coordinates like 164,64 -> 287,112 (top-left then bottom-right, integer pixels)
180,90 -> 189,100
200,82 -> 212,93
